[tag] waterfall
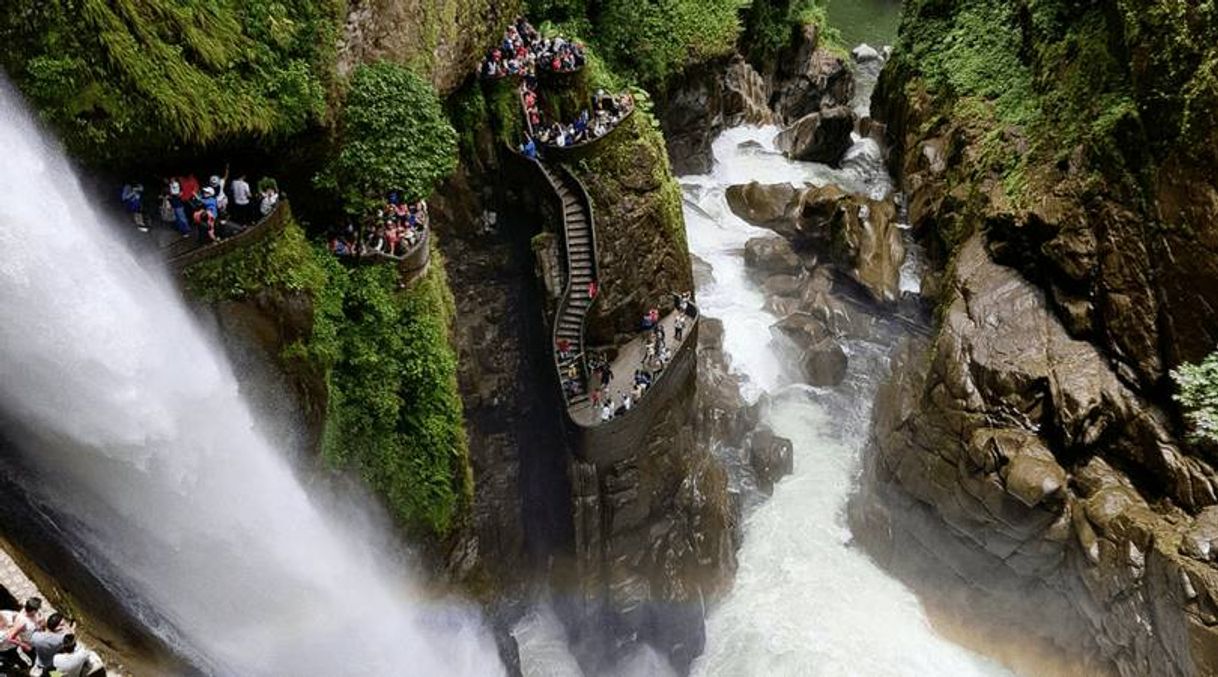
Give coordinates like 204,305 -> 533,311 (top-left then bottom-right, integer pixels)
0,85 -> 504,675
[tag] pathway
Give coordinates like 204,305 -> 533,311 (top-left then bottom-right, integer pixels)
569,309 -> 689,426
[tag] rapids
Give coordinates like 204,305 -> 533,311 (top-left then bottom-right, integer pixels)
680,116 -> 1012,677
0,85 -> 504,675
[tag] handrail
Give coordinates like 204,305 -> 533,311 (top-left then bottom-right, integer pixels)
551,163 -> 599,407
348,228 -> 431,279
169,200 -> 289,272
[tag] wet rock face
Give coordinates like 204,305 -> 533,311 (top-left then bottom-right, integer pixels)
744,236 -> 804,277
337,0 -> 520,95
567,364 -> 736,676
774,106 -> 857,167
658,57 -> 773,175
800,337 -> 848,386
771,24 -> 854,124
851,236 -> 1218,676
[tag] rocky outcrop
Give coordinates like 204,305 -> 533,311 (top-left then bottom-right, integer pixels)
771,24 -> 854,123
564,351 -> 735,676
774,106 -> 856,166
658,57 -> 773,174
748,427 -> 794,495
851,236 -> 1218,675
338,0 -> 521,95
729,183 -> 906,303
578,111 -> 696,344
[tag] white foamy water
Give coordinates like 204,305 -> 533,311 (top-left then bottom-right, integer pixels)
0,85 -> 504,675
683,125 -> 1012,676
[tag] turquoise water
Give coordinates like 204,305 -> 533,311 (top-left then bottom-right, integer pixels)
826,0 -> 902,48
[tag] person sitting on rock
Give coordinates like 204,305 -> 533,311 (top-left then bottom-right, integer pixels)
52,633 -> 105,677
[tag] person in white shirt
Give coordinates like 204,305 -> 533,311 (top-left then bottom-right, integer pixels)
0,597 -> 43,671
230,173 -> 252,224
52,634 -> 105,677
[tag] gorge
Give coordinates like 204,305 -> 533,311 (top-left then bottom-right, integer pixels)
0,0 -> 1216,676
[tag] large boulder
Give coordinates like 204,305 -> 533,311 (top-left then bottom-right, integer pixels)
749,427 -> 795,495
744,237 -> 803,276
726,182 -> 799,234
775,107 -> 857,166
801,337 -> 848,386
796,185 -> 906,303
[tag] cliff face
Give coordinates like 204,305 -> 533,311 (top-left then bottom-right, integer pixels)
853,1 -> 1218,674
577,108 -> 697,344
338,0 -> 521,95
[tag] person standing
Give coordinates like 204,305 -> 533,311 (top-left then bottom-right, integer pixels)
230,173 -> 252,224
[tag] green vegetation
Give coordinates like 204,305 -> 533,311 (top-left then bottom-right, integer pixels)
1173,350 -> 1218,443
742,0 -> 840,65
595,0 -> 747,84
528,0 -> 748,85
893,0 -> 1147,207
183,212 -> 470,537
321,257 -> 470,536
2,0 -> 343,163
323,62 -> 459,211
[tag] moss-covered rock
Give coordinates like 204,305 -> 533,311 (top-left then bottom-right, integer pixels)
183,216 -> 472,539
574,102 -> 695,343
0,0 -> 343,163
338,0 -> 523,95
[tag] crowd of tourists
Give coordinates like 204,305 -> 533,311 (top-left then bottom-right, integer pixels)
518,82 -> 635,157
481,17 -> 586,79
120,167 -> 280,245
0,597 -> 106,676
328,193 -> 428,260
535,90 -> 635,149
559,292 -> 694,422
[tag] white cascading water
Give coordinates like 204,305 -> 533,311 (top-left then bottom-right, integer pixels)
680,80 -> 1014,677
0,86 -> 504,675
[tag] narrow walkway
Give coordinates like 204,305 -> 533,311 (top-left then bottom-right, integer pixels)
536,162 -> 598,407
569,309 -> 689,426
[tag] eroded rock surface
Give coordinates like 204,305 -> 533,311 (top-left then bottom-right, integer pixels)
851,236 -> 1218,676
774,107 -> 856,167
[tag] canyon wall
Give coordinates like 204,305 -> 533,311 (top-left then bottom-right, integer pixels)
852,1 -> 1218,675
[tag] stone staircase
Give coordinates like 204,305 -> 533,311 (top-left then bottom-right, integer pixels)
536,161 -> 598,407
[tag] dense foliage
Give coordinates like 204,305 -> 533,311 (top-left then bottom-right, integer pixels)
1,0 -> 342,163
184,214 -> 470,537
1174,351 -> 1218,443
321,260 -> 470,536
324,62 -> 459,210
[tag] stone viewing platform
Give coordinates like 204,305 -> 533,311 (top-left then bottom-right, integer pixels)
166,200 -> 289,272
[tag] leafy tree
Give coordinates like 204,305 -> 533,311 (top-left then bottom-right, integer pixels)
1173,351 -> 1218,443
325,62 -> 458,211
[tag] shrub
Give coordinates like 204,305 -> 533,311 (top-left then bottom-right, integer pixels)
324,62 -> 459,212
1173,351 -> 1218,443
